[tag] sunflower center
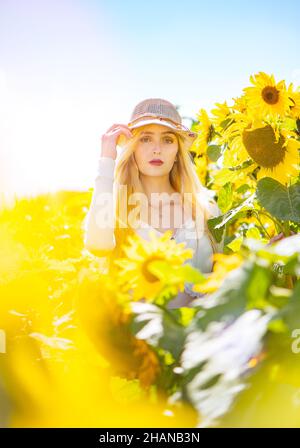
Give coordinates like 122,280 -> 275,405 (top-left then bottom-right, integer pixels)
242,124 -> 286,168
261,86 -> 279,105
141,255 -> 164,283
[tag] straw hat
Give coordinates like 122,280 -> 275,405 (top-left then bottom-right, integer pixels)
117,98 -> 198,149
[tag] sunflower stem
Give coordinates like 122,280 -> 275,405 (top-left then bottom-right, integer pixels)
286,274 -> 294,290
155,300 -> 183,325
283,220 -> 290,237
257,210 -> 286,236
253,211 -> 271,239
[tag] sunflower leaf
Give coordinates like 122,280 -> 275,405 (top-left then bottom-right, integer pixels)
217,182 -> 233,213
207,145 -> 222,162
147,260 -> 205,286
129,302 -> 187,360
208,193 -> 255,242
277,281 -> 300,331
256,178 -> 300,223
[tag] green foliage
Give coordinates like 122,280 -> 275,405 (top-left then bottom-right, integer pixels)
257,178 -> 300,223
0,185 -> 300,428
129,235 -> 300,426
217,182 -> 233,213
207,144 -> 222,162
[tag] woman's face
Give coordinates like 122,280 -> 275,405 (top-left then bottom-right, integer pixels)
133,124 -> 179,176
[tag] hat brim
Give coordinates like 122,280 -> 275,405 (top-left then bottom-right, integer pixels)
117,118 -> 198,148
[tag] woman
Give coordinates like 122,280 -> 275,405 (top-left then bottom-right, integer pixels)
84,98 -> 225,308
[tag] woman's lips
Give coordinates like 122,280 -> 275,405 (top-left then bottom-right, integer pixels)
149,160 -> 163,166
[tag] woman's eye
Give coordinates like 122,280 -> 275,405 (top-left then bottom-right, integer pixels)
139,137 -> 174,143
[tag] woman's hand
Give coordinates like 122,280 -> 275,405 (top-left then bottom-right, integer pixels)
101,124 -> 133,160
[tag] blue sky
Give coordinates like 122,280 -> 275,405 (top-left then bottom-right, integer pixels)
0,0 -> 299,199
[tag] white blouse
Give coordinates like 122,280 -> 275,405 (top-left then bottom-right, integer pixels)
84,156 -> 225,308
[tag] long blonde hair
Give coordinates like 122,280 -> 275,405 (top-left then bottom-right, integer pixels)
109,127 -> 220,268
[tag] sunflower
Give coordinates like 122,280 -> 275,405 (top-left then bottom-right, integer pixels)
132,338 -> 161,389
211,101 -> 232,131
193,108 -> 214,155
194,153 -> 208,185
243,72 -> 293,119
218,110 -> 300,184
287,82 -> 300,119
219,112 -> 257,168
77,272 -> 161,389
232,94 -> 248,114
114,230 -> 194,301
212,164 -> 256,189
242,124 -> 300,184
193,253 -> 244,294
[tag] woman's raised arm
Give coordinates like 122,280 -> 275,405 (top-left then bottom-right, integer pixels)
83,124 -> 133,256
84,156 -> 117,256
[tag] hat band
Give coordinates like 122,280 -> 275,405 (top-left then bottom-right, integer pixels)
128,114 -> 192,133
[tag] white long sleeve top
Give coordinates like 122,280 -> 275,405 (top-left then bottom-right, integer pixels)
84,156 -> 225,308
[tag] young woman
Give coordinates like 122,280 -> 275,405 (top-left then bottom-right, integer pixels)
84,98 -> 225,308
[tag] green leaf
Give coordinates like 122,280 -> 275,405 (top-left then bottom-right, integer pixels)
267,318 -> 289,334
282,117 -> 297,131
208,193 -> 255,243
130,302 -> 187,360
245,227 -> 268,244
227,235 -> 243,252
219,117 -> 235,130
246,264 -> 272,310
189,262 -> 253,331
215,194 -> 255,227
177,307 -> 197,327
148,260 -> 205,285
236,184 -> 251,195
207,215 -> 225,243
217,182 -> 233,213
256,178 -> 300,223
277,281 -> 300,331
245,227 -> 262,239
207,145 -> 222,162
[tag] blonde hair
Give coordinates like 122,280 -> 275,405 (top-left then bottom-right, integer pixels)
108,127 -> 220,269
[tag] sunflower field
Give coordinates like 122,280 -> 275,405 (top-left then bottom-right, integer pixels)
0,72 -> 300,428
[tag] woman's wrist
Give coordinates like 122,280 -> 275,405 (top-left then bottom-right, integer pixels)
96,156 -> 116,180
100,147 -> 117,160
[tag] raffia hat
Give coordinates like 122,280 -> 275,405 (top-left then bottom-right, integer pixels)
117,98 -> 198,149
